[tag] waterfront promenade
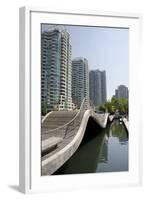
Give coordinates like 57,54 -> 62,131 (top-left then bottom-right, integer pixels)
41,100 -> 109,175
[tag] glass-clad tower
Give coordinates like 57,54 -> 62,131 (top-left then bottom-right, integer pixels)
89,69 -> 107,106
72,57 -> 89,108
115,85 -> 128,99
41,25 -> 73,111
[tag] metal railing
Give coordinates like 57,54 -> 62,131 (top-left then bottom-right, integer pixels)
44,96 -> 91,139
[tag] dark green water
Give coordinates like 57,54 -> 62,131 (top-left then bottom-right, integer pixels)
54,118 -> 128,175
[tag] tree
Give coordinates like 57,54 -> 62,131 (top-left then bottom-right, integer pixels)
118,98 -> 128,115
104,101 -> 113,113
41,103 -> 48,116
98,97 -> 128,115
98,104 -> 106,112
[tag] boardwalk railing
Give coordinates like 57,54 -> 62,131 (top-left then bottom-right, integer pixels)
44,96 -> 90,139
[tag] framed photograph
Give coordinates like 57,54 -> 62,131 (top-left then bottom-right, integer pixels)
19,6 -> 142,193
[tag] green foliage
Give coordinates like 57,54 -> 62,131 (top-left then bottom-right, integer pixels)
98,97 -> 128,115
98,104 -> 106,112
41,103 -> 48,116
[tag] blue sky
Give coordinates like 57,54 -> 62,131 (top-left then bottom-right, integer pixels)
67,25 -> 129,99
42,24 -> 129,99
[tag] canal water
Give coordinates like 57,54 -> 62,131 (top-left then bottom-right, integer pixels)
53,118 -> 128,175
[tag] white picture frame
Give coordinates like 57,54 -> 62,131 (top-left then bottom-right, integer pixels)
19,6 -> 142,194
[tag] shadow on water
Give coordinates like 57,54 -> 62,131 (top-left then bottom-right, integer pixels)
53,117 -> 109,175
53,118 -> 128,175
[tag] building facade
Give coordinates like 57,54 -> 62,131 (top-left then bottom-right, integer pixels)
72,57 -> 89,108
41,26 -> 74,111
114,85 -> 128,99
89,69 -> 107,106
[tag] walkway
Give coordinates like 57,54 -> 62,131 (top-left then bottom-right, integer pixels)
41,104 -> 109,175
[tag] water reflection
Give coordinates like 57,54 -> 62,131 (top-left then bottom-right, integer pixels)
96,120 -> 128,172
53,119 -> 128,175
110,120 -> 128,144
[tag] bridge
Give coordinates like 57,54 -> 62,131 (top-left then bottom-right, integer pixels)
41,97 -> 124,176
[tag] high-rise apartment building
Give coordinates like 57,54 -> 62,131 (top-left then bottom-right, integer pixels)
114,85 -> 128,99
41,26 -> 74,111
101,71 -> 107,103
89,69 -> 107,106
72,57 -> 89,108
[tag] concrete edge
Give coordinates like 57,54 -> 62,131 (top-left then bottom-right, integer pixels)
42,111 -> 53,123
92,113 -> 109,128
123,118 -> 129,132
42,109 -> 91,175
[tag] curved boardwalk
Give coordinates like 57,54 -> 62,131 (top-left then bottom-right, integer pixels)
41,108 -> 109,176
42,111 -> 78,140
